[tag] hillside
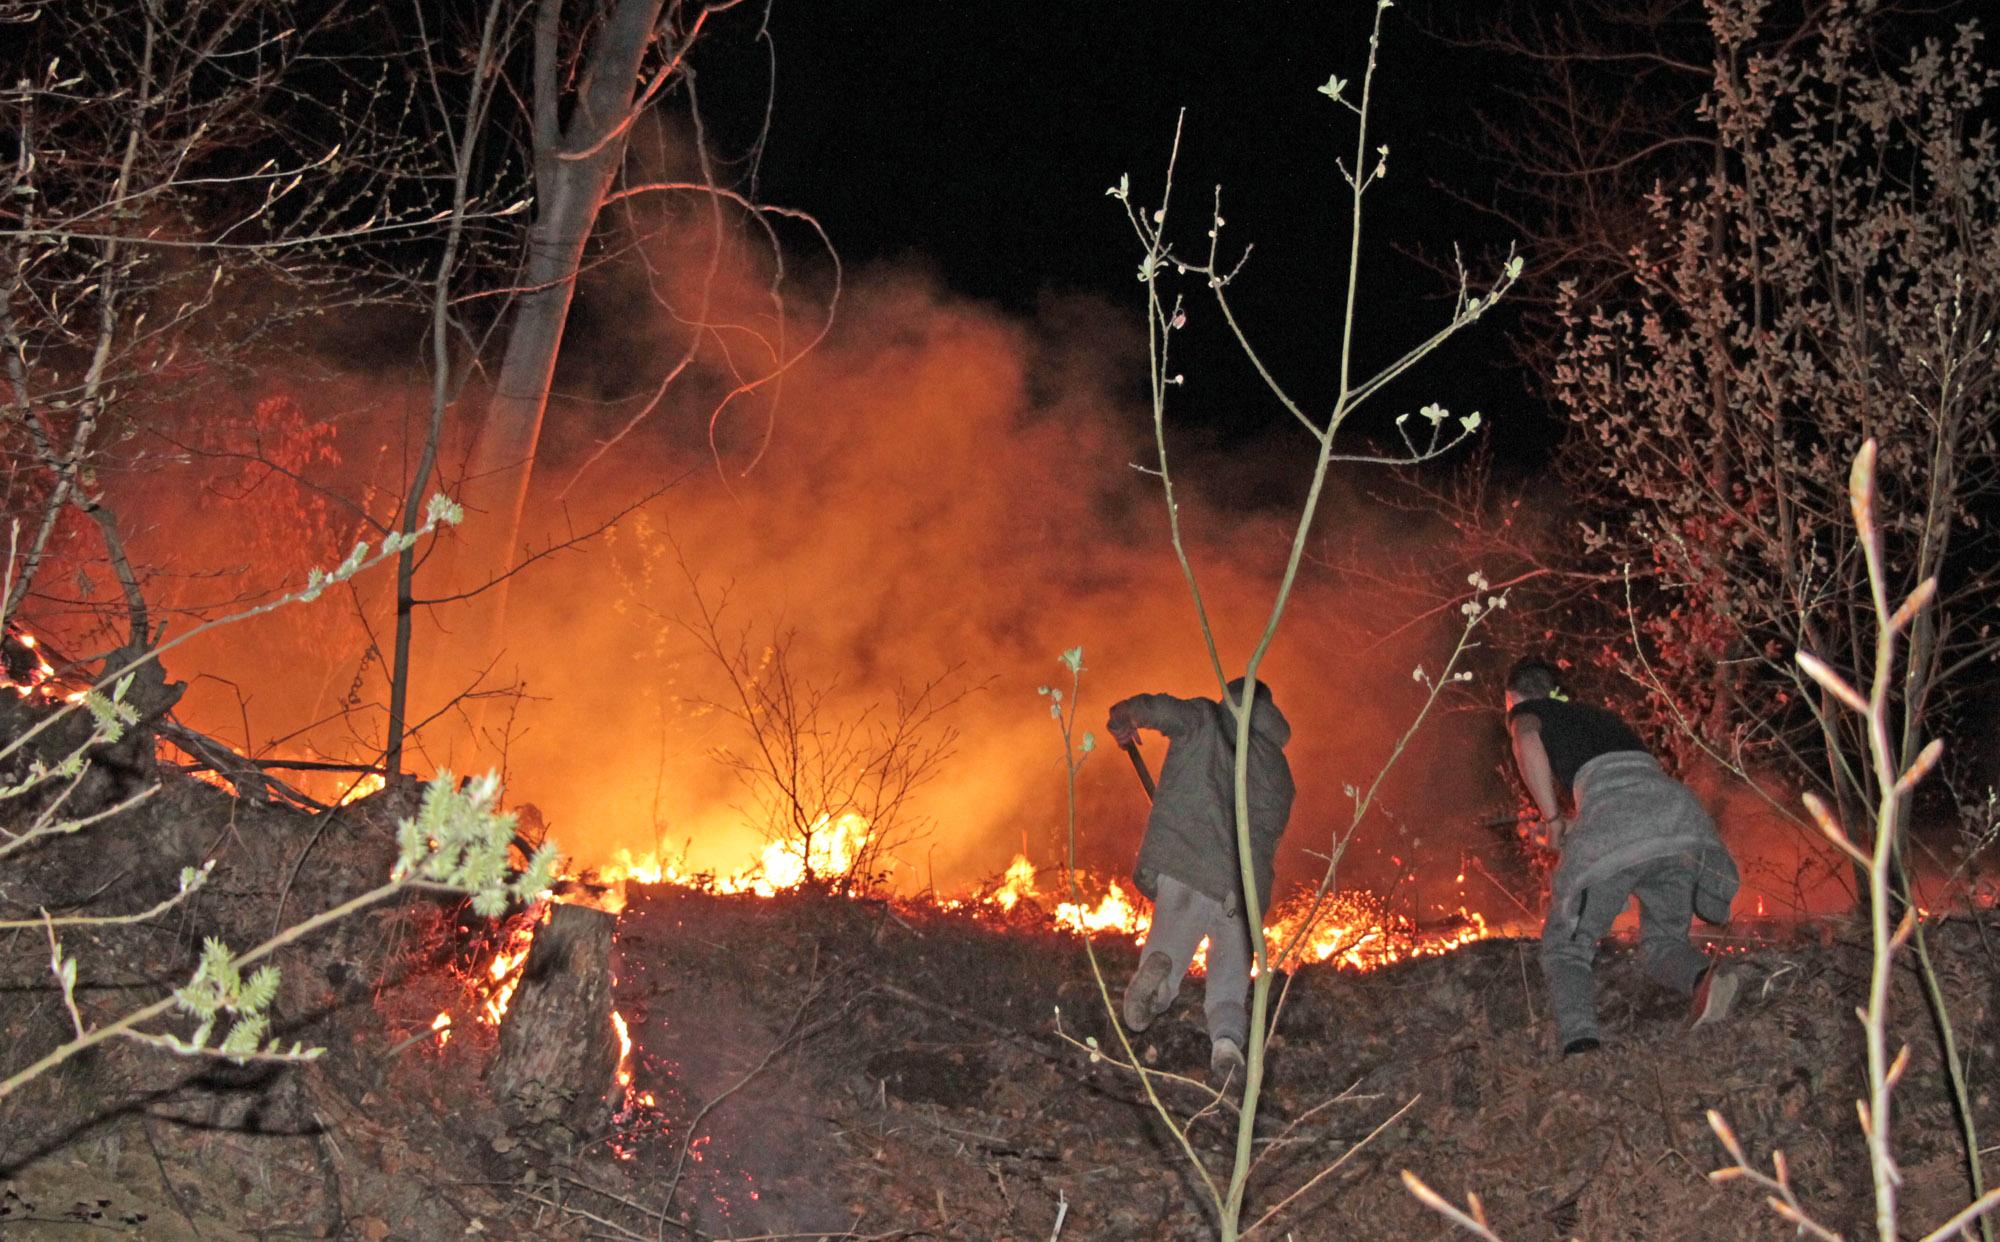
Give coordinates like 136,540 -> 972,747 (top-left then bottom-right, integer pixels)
2,777 -> 1996,1240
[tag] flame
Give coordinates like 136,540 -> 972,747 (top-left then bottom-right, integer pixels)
958,853 -> 1491,973
2,628 -> 59,700
1269,892 -> 1491,971
431,1011 -> 452,1046
478,903 -> 549,1025
340,773 -> 386,805
734,811 -> 872,894
989,853 -> 1038,912
612,1009 -> 634,1088
1054,878 -> 1149,938
598,810 -> 875,899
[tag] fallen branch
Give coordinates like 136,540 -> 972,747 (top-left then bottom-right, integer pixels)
156,719 -> 324,809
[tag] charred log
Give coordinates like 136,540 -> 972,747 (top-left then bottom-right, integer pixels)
487,902 -> 619,1139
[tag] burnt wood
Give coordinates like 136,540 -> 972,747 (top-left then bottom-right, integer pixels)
488,902 -> 619,1136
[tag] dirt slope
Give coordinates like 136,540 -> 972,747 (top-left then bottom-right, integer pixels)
602,885 -> 1999,1241
3,779 -> 1996,1240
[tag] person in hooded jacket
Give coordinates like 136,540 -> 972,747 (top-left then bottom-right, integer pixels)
1504,656 -> 1742,1055
1106,676 -> 1295,1082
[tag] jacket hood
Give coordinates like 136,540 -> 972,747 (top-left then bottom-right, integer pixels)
1224,679 -> 1292,747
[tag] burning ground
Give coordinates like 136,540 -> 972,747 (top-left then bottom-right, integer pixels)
3,766 -> 1997,1240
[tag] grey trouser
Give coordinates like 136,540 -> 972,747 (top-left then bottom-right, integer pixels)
1135,873 -> 1255,1046
1540,851 -> 1710,1046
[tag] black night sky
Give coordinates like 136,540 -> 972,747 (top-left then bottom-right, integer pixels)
694,1 -> 1532,472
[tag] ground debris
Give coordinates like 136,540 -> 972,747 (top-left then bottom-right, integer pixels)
5,793 -> 1995,1239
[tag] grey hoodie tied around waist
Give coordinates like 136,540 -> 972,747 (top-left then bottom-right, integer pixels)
1551,750 -> 1738,925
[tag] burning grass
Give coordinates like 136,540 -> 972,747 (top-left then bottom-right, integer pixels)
441,809 -> 1500,1103
458,825 -> 1496,1037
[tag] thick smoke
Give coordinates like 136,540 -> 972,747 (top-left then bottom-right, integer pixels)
86,205 -> 1868,928
489,255 -> 1499,911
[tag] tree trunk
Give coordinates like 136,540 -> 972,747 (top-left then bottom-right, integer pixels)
488,902 -> 620,1136
458,0 -> 667,594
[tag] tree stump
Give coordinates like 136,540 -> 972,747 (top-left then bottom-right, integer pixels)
488,902 -> 619,1137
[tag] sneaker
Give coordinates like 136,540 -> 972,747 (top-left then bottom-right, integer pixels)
1122,951 -> 1174,1033
1210,1037 -> 1246,1083
1689,963 -> 1740,1028
1562,1036 -> 1602,1056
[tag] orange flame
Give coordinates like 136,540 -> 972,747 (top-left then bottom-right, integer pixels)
478,903 -> 548,1025
1053,878 -> 1149,938
989,854 -> 1038,912
339,773 -> 386,806
961,854 -> 1491,973
612,1010 -> 634,1088
597,810 -> 875,899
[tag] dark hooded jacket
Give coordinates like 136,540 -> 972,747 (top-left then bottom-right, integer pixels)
1109,681 -> 1295,916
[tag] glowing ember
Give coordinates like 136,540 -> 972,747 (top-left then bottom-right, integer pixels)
431,1012 -> 452,1046
1,627 -> 86,705
2,630 -> 57,699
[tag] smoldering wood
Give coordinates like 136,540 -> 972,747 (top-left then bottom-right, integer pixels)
156,720 -> 276,804
488,902 -> 620,1137
154,719 -> 341,812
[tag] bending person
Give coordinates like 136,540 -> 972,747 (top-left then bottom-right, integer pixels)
1504,656 -> 1740,1055
1106,676 -> 1295,1082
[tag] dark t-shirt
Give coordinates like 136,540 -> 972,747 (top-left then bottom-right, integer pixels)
1508,698 -> 1648,798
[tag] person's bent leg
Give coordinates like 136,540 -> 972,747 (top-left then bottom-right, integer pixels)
1630,857 -> 1709,996
1540,875 -> 1630,1051
1124,873 -> 1207,1031
1201,902 -> 1254,1050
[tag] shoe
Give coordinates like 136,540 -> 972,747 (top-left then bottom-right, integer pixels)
1689,962 -> 1740,1028
1122,952 -> 1174,1033
1210,1037 -> 1246,1083
1562,1036 -> 1602,1056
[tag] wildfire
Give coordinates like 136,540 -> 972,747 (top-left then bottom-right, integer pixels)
426,806 -> 1495,1164
595,810 -> 875,910
966,853 -> 1490,972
